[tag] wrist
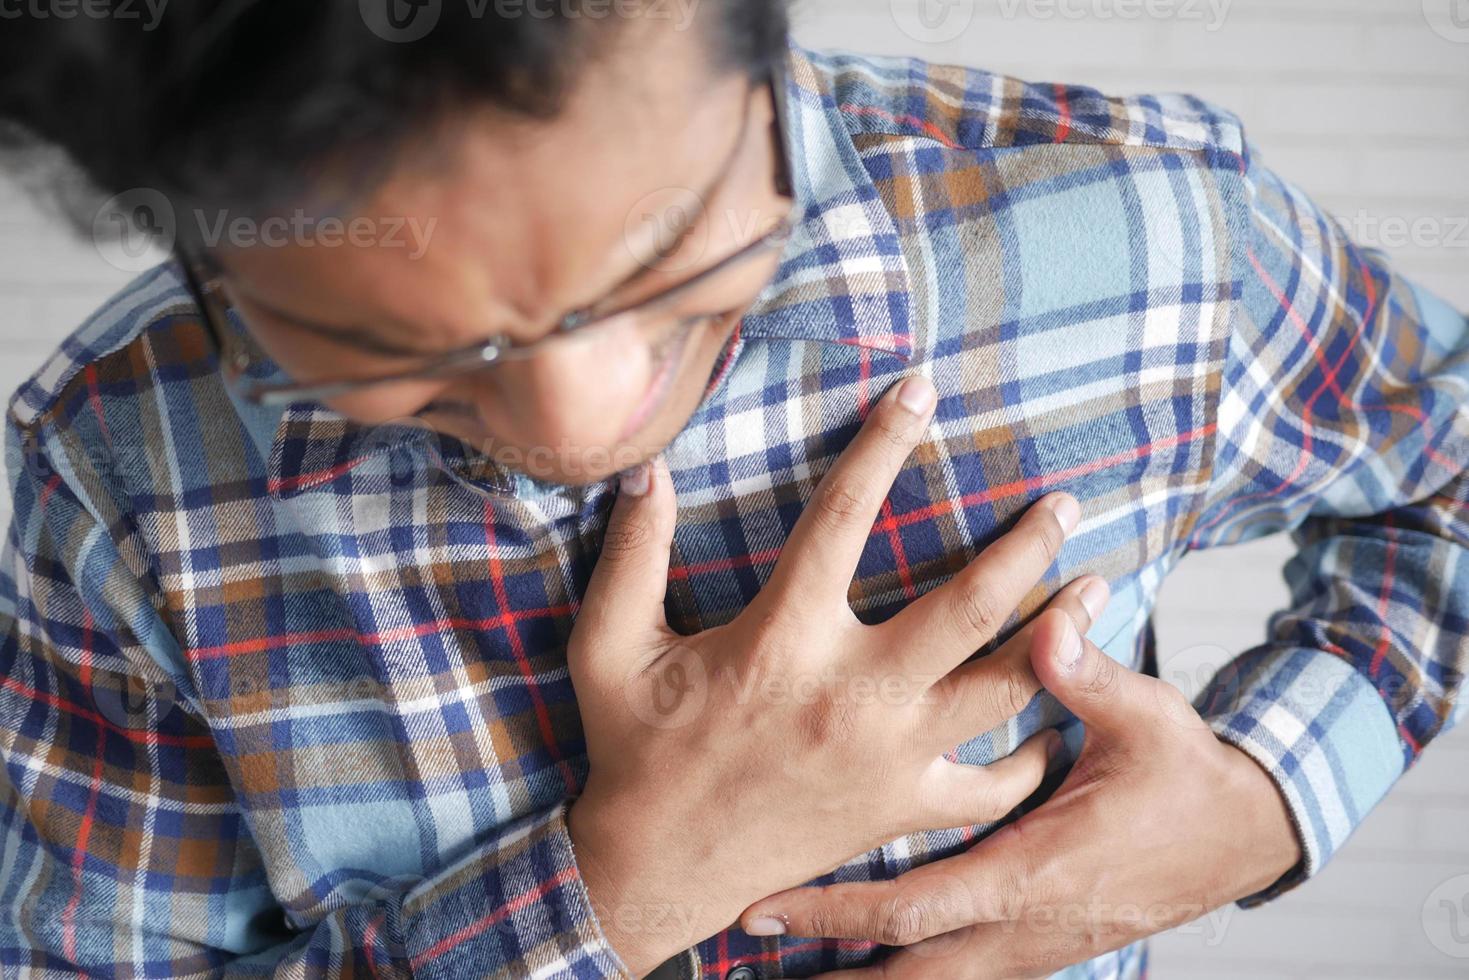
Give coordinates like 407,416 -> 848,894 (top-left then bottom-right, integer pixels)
1215,739 -> 1303,896
568,796 -> 729,977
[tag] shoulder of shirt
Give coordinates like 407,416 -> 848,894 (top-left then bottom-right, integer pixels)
7,260 -> 195,444
6,57 -> 1258,447
802,46 -> 1249,161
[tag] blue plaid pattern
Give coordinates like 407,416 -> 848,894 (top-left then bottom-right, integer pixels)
2,44 -> 1466,979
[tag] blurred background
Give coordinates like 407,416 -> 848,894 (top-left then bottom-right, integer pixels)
0,0 -> 1465,976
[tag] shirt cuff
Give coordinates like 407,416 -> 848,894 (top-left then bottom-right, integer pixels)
400,802 -> 631,979
1198,646 -> 1405,907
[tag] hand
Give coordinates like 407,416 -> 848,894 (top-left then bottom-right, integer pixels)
565,377 -> 1095,977
739,610 -> 1304,979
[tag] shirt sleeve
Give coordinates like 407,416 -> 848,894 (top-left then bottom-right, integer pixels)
1192,136 -> 1469,905
0,421 -> 629,977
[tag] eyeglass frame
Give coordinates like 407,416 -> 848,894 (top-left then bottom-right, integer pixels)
177,56 -> 800,408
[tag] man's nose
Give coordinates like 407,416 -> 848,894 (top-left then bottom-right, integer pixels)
498,314 -> 658,443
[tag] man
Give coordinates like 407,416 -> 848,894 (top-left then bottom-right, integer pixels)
0,2 -> 1464,978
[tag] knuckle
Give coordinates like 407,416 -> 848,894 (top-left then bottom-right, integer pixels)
872,896 -> 932,947
1080,653 -> 1121,705
802,896 -> 848,940
869,408 -> 916,451
746,607 -> 789,652
1000,664 -> 1037,718
954,579 -> 1004,638
992,855 -> 1031,923
813,479 -> 868,529
599,517 -> 654,560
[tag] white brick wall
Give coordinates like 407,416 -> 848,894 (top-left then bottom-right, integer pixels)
0,2 -> 1464,975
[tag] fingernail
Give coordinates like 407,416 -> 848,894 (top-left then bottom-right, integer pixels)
746,916 -> 787,937
1055,616 -> 1083,674
619,463 -> 651,497
897,376 -> 936,415
1046,729 -> 1064,762
1079,578 -> 1110,621
1050,494 -> 1081,536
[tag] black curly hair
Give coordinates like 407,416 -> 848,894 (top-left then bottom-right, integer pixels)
0,0 -> 790,233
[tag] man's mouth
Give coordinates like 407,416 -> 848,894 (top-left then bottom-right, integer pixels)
618,323 -> 696,441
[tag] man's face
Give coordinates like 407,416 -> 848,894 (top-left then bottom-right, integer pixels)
212,23 -> 790,485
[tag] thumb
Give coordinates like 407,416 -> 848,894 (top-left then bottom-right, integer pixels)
1028,608 -> 1157,738
577,457 -> 676,651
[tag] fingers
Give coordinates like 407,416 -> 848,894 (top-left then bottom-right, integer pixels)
576,458 -> 676,660
766,377 -> 937,609
743,822 -> 1046,947
925,576 -> 1109,749
918,729 -> 1060,831
813,926 -> 1063,980
742,865 -> 979,948
807,933 -> 992,980
1029,610 -> 1169,739
883,493 -> 1081,673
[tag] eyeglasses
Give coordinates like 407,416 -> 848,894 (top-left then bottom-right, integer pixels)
180,61 -> 799,408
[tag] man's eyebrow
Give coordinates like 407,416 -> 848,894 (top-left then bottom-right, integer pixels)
224,283 -> 437,357
220,89 -> 756,355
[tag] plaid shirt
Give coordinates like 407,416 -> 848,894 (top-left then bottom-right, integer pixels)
3,44 -> 1467,980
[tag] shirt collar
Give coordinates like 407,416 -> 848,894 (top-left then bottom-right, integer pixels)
259,43 -> 914,500
741,45 -> 914,356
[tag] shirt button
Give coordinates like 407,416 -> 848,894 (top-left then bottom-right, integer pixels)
725,968 -> 759,980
